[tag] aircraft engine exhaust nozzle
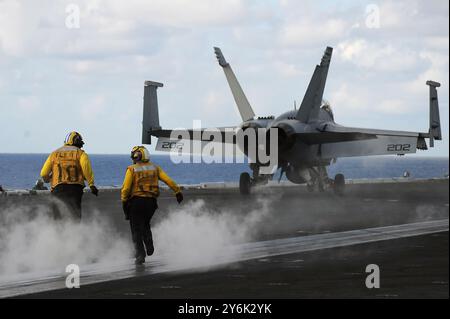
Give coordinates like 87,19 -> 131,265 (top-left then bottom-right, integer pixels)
273,124 -> 296,152
285,165 -> 309,184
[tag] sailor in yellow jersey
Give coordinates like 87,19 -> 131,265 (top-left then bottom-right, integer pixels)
40,132 -> 99,220
121,146 -> 183,265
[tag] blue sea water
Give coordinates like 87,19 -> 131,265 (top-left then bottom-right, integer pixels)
0,153 -> 448,190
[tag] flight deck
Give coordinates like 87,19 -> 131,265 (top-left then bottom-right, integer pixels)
0,178 -> 448,298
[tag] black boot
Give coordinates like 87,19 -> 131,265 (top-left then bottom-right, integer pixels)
146,245 -> 154,256
135,255 -> 145,265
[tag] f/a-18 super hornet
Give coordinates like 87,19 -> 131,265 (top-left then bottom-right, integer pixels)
140,46 -> 442,195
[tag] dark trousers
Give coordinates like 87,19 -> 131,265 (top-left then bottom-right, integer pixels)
129,197 -> 158,259
52,184 -> 84,221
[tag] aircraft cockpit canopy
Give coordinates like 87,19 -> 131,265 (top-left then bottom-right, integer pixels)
321,100 -> 334,120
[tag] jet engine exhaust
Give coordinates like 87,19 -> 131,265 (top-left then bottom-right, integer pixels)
271,125 -> 296,153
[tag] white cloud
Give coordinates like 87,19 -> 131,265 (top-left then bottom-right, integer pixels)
424,36 -> 450,51
329,84 -> 414,117
0,0 -> 447,156
273,60 -> 303,78
279,19 -> 350,47
329,83 -> 369,114
378,0 -> 449,37
104,0 -> 248,27
66,58 -> 127,75
0,0 -> 38,56
3,0 -> 242,58
378,99 -> 409,115
69,60 -> 96,74
337,39 -> 421,72
17,96 -> 40,113
404,50 -> 449,95
80,95 -> 106,121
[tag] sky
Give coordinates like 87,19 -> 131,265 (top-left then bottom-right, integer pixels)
0,0 -> 448,156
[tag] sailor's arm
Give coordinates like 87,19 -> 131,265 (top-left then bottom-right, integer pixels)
80,152 -> 98,196
40,154 -> 53,182
121,168 -> 133,202
80,152 -> 95,187
157,166 -> 181,194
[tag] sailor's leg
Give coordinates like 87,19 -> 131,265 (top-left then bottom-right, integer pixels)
129,199 -> 146,261
142,198 -> 157,256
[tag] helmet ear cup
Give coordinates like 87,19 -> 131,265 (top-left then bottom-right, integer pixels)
135,151 -> 143,161
72,133 -> 84,148
131,148 -> 142,161
131,146 -> 149,162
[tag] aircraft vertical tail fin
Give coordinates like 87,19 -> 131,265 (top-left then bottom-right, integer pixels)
426,81 -> 442,147
142,81 -> 163,144
296,47 -> 333,123
214,47 -> 256,121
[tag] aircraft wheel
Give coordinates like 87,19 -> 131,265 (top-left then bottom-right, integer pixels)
318,183 -> 325,192
334,173 -> 345,196
240,172 -> 252,195
306,184 -> 315,192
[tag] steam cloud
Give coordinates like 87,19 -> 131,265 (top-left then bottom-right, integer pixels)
0,199 -> 131,281
153,198 -> 272,269
0,195 -> 274,281
1,188 -> 444,284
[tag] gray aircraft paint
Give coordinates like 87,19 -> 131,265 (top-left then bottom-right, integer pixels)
214,47 -> 255,122
141,46 -> 442,185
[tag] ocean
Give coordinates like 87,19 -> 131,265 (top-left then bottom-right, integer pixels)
0,154 -> 448,190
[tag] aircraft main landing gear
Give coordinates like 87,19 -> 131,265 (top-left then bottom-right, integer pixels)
308,166 -> 331,192
307,166 -> 346,196
239,172 -> 252,195
333,173 -> 345,196
239,165 -> 272,195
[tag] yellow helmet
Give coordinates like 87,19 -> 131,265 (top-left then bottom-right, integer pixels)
131,146 -> 150,162
64,131 -> 84,148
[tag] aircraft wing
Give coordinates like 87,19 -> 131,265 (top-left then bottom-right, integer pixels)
315,124 -> 426,158
312,80 -> 442,158
323,125 -> 421,137
294,131 -> 377,145
151,127 -> 239,153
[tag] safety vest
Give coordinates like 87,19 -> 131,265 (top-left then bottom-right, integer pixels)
51,146 -> 85,188
129,163 -> 159,198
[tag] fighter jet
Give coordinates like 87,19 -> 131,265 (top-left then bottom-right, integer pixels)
141,47 -> 442,195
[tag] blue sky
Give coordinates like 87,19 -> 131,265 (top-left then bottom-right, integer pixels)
0,0 -> 448,157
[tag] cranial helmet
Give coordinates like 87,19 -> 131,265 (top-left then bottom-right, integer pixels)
64,132 -> 84,148
131,146 -> 150,162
